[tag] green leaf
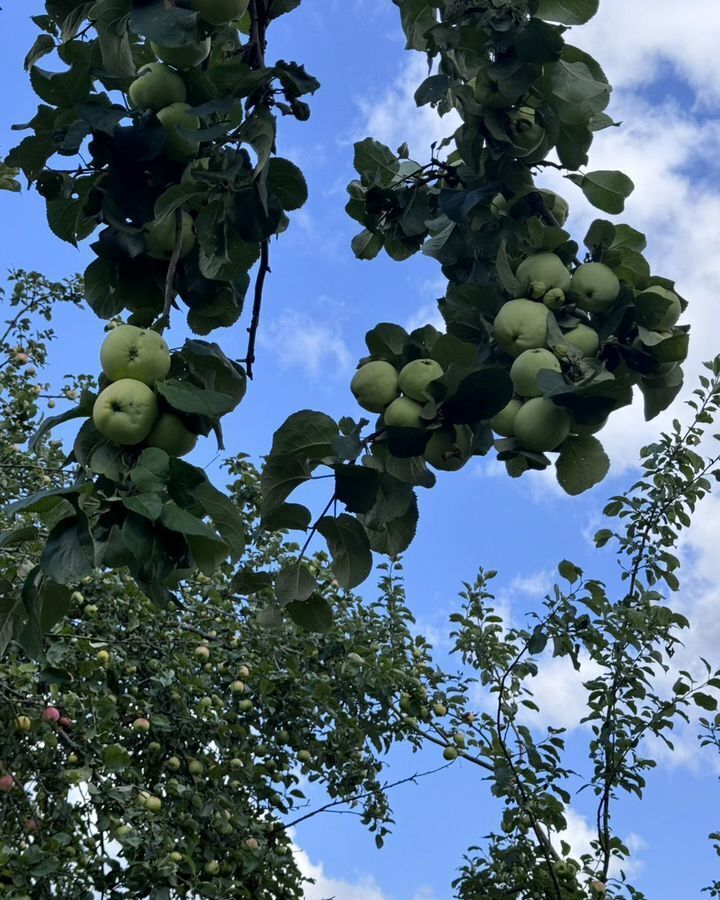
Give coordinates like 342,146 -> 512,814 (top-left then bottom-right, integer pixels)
0,590 -> 28,660
195,483 -> 245,560
275,563 -> 317,606
40,514 -> 95,584
317,515 -> 372,589
394,0 -> 437,50
236,106 -> 276,174
159,502 -> 222,541
24,35 -> 55,70
29,389 -> 96,453
558,560 -> 582,583
555,435 -> 610,495
180,340 -> 247,408
261,456 -> 312,520
535,0 -> 599,24
365,323 -> 409,359
443,366 -> 513,425
5,484 -> 89,517
102,743 -> 131,772
270,411 -> 339,460
334,466 -> 380,514
267,157 -> 308,211
128,0 -> 200,46
0,527 -> 39,549
693,692 -> 719,712
353,138 -> 399,188
186,533 -> 228,576
156,379 -> 237,417
351,229 -> 384,260
130,449 -> 170,493
285,594 -> 333,633
231,569 -> 274,594
39,580 -> 72,632
364,493 -> 418,557
570,170 -> 634,214
122,494 -> 163,521
261,502 -> 312,532
639,368 -> 684,421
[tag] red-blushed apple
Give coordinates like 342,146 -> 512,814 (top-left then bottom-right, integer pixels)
0,774 -> 14,792
132,717 -> 150,732
42,707 -> 60,724
59,716 -> 72,728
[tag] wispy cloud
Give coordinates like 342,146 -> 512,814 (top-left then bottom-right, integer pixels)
260,309 -> 353,379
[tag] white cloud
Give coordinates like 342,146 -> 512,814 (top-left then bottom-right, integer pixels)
294,846 -> 387,900
260,310 -> 353,379
356,56 -> 461,159
558,809 -> 646,880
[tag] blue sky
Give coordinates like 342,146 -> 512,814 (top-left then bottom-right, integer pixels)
2,1 -> 720,897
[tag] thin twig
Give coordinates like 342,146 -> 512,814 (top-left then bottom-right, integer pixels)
245,240 -> 270,379
156,209 -> 184,334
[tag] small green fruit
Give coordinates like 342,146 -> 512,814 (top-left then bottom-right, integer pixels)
516,253 -> 571,296
443,746 -> 458,761
146,413 -> 197,457
571,262 -> 620,314
151,38 -> 211,70
493,299 -> 549,357
564,323 -> 600,357
510,348 -> 561,398
398,358 -> 444,401
350,361 -> 400,413
100,324 -> 171,386
156,102 -> 200,161
513,398 -> 571,452
383,396 -> 424,429
92,380 -> 159,445
490,398 -> 523,437
423,425 -> 473,471
144,212 -> 196,260
129,63 -> 186,111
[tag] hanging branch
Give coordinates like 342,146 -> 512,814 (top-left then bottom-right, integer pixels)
154,209 -> 184,334
245,239 -> 270,379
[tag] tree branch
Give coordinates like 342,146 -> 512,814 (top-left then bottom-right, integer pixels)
155,209 -> 184,334
244,239 -> 270,379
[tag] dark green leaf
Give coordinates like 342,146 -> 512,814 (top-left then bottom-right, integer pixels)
285,594 -> 333,633
317,514 -> 372,589
555,435 -> 610,495
270,411 -> 339,460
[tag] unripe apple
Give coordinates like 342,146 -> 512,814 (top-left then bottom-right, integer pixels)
195,645 -> 210,661
132,717 -> 151,733
238,665 -> 250,678
188,759 -> 204,775
166,756 -> 181,771
151,38 -> 211,70
0,774 -> 14,792
100,324 -> 171,387
83,604 -> 98,616
230,757 -> 243,768
543,288 -> 565,310
245,837 -> 259,850
513,398 -> 571,452
231,680 -> 245,693
383,396 -> 424,429
129,62 -> 186,111
144,214 -> 196,262
67,753 -> 78,764
432,702 -> 447,716
493,299 -> 549,357
170,851 -> 183,863
516,252 -> 571,297
571,262 -> 620,314
204,859 -> 220,875
16,715 -> 31,732
156,102 -> 200,161
93,379 -> 159,445
424,425 -> 473,471
238,699 -> 253,712
198,696 -> 213,710
114,824 -> 133,838
350,360 -> 400,413
442,746 -> 458,761
398,358 -> 444,401
490,398 -> 523,437
510,348 -> 561,398
42,707 -> 60,724
71,591 -> 84,603
297,749 -> 312,764
96,649 -> 110,665
564,323 -> 600,357
537,188 -> 569,227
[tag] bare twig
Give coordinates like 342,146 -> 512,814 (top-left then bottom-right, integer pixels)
244,239 -> 270,379
155,209 -> 184,334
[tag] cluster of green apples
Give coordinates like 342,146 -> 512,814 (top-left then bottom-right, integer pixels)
489,251 -> 683,453
126,0 -> 251,259
350,358 -> 473,472
92,325 -> 198,456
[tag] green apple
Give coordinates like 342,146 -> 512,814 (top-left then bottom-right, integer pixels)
146,413 -> 197,457
93,380 -> 159,445
493,299 -> 549,357
100,324 -> 171,386
350,360 -> 399,412
564,323 -> 600,357
204,860 -> 220,876
508,107 -> 547,159
516,253 -> 571,297
513,398 -> 571,452
537,189 -> 569,226
398,358 -> 444,401
642,285 -> 681,329
383,396 -> 424,429
490,398 -> 523,436
132,717 -> 150,732
114,824 -> 133,838
144,211 -> 196,260
543,288 -> 565,311
170,851 -> 183,863
423,425 -> 473,471
471,69 -> 514,109
190,0 -> 250,24
128,63 -> 186,111
510,348 -> 561,398
166,756 -> 181,771
571,262 -> 620,314
188,759 -> 204,775
442,746 -> 458,761
151,38 -> 211,70
157,103 -> 200,161
16,715 -> 31,733
195,645 -> 210,660
297,749 -> 312,764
